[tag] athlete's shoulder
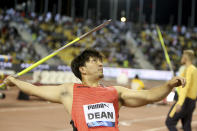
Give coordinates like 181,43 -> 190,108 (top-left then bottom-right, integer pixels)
61,83 -> 75,88
192,65 -> 197,73
113,86 -> 126,89
192,65 -> 197,70
112,86 -> 128,94
188,65 -> 197,72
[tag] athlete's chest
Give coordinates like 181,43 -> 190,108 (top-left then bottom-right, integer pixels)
72,86 -> 119,128
74,87 -> 117,104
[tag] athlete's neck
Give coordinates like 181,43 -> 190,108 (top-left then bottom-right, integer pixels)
81,77 -> 100,87
185,61 -> 192,67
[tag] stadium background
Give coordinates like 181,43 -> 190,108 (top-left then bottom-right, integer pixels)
0,0 -> 197,130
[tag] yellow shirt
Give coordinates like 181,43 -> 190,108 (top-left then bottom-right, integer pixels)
131,79 -> 144,90
177,65 -> 197,105
170,64 -> 197,117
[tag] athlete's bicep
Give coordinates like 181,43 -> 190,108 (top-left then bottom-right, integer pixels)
114,86 -> 150,107
32,83 -> 72,103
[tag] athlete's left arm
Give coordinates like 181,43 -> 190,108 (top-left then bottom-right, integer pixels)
114,76 -> 185,107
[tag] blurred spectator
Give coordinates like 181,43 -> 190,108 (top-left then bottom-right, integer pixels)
0,9 -> 40,64
134,24 -> 197,71
6,7 -> 197,71
131,74 -> 145,90
25,12 -> 136,67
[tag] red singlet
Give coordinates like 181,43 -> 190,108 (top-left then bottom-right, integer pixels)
72,83 -> 119,131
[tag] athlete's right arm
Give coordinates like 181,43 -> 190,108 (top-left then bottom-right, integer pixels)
114,76 -> 185,107
4,76 -> 72,103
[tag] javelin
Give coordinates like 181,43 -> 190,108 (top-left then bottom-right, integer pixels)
156,25 -> 174,76
0,20 -> 112,89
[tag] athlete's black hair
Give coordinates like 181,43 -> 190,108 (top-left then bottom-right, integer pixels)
71,49 -> 103,80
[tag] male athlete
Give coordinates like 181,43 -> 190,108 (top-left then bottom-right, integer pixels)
165,50 -> 197,131
5,49 -> 185,131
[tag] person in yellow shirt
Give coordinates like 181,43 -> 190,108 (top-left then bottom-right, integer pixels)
131,75 -> 145,90
165,50 -> 197,131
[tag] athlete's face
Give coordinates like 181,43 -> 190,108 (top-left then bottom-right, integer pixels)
82,57 -> 104,79
181,54 -> 187,65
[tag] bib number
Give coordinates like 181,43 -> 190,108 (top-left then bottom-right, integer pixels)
83,102 -> 116,128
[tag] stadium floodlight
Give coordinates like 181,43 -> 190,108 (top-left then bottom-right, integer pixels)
121,17 -> 126,22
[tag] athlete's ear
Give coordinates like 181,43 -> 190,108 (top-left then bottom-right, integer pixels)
79,66 -> 86,75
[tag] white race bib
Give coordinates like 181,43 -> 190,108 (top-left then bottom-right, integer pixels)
83,102 -> 116,128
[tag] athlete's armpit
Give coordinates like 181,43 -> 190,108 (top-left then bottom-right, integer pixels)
61,91 -> 69,96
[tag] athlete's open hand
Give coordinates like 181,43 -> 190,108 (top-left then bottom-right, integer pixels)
175,104 -> 182,113
167,76 -> 186,89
